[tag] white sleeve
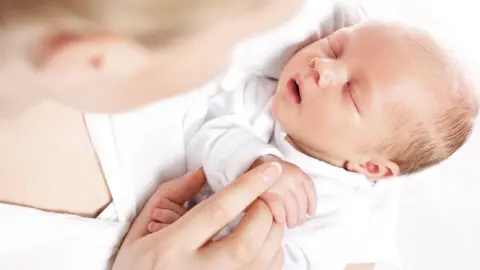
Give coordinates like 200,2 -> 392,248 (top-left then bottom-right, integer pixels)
186,75 -> 282,191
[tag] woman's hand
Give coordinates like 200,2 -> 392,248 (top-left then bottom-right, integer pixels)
113,162 -> 285,270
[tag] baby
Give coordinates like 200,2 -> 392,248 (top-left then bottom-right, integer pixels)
149,22 -> 478,268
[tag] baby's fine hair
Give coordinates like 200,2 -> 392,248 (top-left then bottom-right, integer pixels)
379,27 -> 478,175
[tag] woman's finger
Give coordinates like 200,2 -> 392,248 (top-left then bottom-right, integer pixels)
199,200 -> 277,269
267,248 -> 284,270
150,208 -> 182,224
172,162 -> 282,249
123,169 -> 206,243
152,198 -> 186,216
153,168 -> 207,204
245,221 -> 284,270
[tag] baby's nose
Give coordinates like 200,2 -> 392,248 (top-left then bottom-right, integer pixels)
309,57 -> 348,88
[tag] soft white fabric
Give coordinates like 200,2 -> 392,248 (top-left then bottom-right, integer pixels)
186,74 -> 402,270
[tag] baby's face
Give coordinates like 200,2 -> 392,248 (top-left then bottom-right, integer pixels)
272,22 -> 436,167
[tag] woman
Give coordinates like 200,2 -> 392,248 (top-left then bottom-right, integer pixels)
0,0 -> 376,269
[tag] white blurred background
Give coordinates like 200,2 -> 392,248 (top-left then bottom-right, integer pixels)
361,0 -> 480,90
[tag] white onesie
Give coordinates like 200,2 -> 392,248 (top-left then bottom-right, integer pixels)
186,72 -> 402,270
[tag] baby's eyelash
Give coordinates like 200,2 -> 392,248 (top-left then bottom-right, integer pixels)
346,83 -> 360,113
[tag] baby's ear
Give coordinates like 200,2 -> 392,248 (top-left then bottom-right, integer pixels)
347,158 -> 400,181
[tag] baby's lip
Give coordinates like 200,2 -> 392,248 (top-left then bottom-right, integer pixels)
294,74 -> 304,92
285,76 -> 301,104
294,74 -> 305,99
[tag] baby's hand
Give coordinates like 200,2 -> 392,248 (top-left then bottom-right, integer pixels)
147,197 -> 186,233
251,155 -> 317,228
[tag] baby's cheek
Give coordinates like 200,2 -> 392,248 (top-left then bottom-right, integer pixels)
271,96 -> 281,119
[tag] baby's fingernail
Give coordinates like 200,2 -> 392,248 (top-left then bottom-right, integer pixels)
263,162 -> 282,182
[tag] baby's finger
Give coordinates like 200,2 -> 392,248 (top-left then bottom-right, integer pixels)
150,208 -> 181,224
289,181 -> 308,225
148,222 -> 169,233
302,176 -> 317,216
284,191 -> 298,228
261,192 -> 286,225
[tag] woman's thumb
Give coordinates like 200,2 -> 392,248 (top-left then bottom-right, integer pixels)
157,168 -> 206,204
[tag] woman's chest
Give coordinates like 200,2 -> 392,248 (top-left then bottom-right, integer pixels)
0,102 -> 111,217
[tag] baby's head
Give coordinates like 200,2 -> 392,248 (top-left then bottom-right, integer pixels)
272,21 -> 478,180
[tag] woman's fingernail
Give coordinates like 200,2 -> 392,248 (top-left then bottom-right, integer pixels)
263,162 -> 282,182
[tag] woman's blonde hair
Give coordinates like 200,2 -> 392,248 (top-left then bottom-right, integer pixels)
0,0 -> 259,47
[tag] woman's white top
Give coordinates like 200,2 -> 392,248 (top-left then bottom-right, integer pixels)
0,88 -> 210,270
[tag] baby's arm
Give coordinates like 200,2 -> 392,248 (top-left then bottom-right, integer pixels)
185,73 -> 316,226
186,74 -> 281,191
146,74 -> 281,233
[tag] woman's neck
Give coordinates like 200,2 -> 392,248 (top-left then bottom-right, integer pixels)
0,65 -> 43,118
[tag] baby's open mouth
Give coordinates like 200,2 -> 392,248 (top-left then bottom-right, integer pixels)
287,78 -> 302,104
